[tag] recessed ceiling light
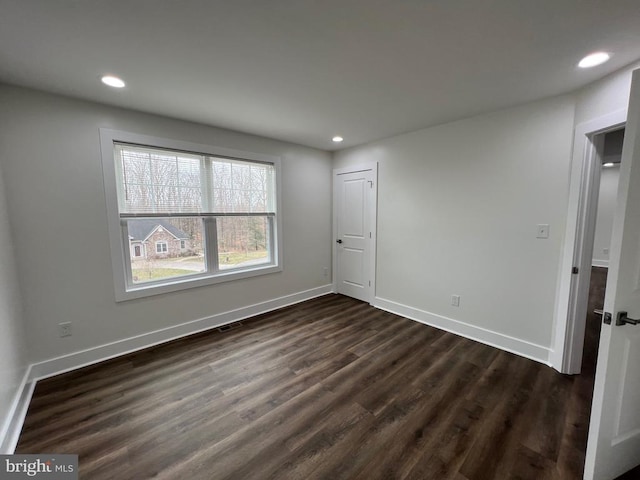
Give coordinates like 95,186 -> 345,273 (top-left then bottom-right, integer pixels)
603,162 -> 615,167
578,52 -> 610,69
101,75 -> 126,88
332,136 -> 344,143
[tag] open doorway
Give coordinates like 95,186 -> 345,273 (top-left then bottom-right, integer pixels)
577,128 -> 625,376
553,107 -> 627,376
581,128 -> 624,376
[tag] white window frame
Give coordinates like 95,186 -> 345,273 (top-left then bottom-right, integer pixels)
100,129 -> 283,302
155,241 -> 168,254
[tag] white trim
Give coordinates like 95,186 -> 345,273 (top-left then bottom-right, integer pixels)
155,240 -> 168,254
100,129 -> 284,302
29,285 -> 332,381
552,109 -> 627,373
1,285 -> 331,452
592,260 -> 609,268
332,163 -> 378,304
374,297 -> 551,365
144,224 -> 183,243
0,366 -> 35,454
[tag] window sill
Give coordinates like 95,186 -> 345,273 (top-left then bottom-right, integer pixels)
116,263 -> 282,302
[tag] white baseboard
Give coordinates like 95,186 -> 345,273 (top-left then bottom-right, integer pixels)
373,297 -> 551,366
9,287 -> 548,453
0,365 -> 35,454
29,284 -> 333,382
592,260 -> 609,268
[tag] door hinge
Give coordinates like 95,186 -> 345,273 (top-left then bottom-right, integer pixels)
572,266 -> 579,274
369,280 -> 371,287
369,232 -> 372,238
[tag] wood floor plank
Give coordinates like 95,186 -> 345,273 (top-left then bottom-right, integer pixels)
349,360 -> 484,480
506,444 -> 557,480
16,290 -> 604,479
303,385 -> 430,480
403,399 -> 485,480
521,367 -> 573,462
456,356 -> 542,479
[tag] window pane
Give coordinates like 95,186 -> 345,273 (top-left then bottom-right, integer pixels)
116,144 -> 275,216
217,216 -> 270,270
117,144 -> 203,214
128,218 -> 205,284
210,158 -> 275,213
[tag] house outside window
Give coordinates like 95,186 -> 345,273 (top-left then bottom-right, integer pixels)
100,129 -> 282,301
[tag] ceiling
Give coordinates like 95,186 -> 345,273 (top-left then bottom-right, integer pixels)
1,1 -> 640,151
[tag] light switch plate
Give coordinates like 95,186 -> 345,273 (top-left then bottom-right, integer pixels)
537,224 -> 549,239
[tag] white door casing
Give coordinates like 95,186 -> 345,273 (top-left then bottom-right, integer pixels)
333,165 -> 377,303
553,109 -> 627,375
584,69 -> 640,480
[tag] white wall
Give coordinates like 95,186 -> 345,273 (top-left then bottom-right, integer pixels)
0,85 -> 332,366
575,61 -> 640,126
550,62 -> 640,371
0,154 -> 27,450
334,95 -> 575,359
576,64 -> 640,272
593,166 -> 620,268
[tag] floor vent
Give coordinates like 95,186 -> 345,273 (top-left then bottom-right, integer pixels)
217,321 -> 243,332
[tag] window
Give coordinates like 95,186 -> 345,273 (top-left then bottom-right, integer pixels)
100,129 -> 281,301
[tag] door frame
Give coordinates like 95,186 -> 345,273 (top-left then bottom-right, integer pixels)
552,109 -> 627,374
332,163 -> 378,304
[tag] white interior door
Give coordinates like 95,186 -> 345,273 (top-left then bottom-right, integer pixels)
585,69 -> 640,480
334,166 -> 376,303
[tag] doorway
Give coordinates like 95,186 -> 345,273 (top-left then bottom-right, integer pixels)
580,128 -> 624,371
553,108 -> 627,375
583,266 -> 607,373
333,164 -> 378,303
574,129 -> 624,450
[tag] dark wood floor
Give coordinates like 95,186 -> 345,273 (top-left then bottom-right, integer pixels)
17,277 -> 608,479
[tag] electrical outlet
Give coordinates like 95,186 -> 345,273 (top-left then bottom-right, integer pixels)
58,322 -> 72,337
451,295 -> 460,307
323,267 -> 328,277
603,248 -> 609,255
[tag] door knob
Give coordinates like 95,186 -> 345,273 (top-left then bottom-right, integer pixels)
336,239 -> 343,244
616,311 -> 640,326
